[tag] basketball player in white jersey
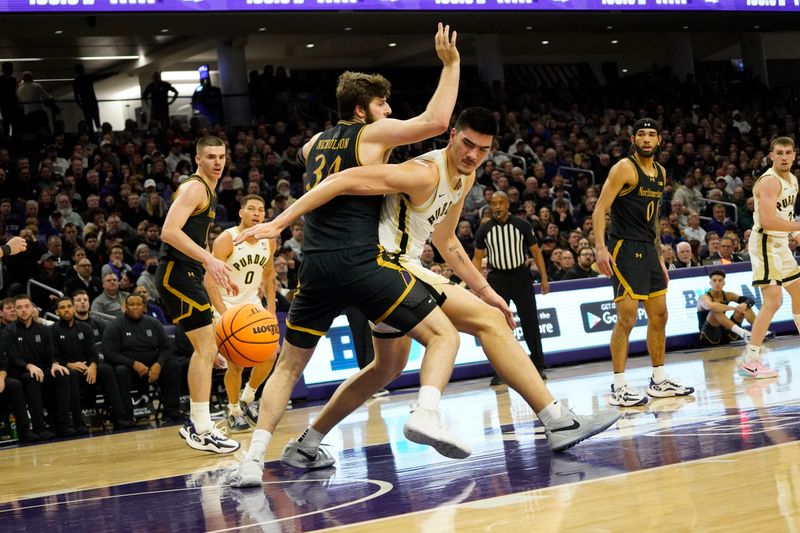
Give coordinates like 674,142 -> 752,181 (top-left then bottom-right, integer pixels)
741,136 -> 800,378
244,108 -> 620,463
204,194 -> 278,431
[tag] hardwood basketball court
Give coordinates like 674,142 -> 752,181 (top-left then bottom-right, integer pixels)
2,337 -> 799,532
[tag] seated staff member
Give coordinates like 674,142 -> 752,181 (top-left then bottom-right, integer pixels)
52,296 -> 134,431
102,293 -> 184,422
2,294 -> 73,438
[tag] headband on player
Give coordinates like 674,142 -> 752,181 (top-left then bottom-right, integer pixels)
632,118 -> 660,136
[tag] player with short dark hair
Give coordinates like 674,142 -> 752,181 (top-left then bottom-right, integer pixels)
594,118 -> 695,407
697,269 -> 773,346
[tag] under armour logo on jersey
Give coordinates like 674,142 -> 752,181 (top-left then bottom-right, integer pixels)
60,335 -> 66,340
635,252 -> 643,259
187,272 -> 195,278
125,332 -> 132,336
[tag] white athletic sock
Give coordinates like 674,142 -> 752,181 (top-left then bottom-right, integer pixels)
613,372 -> 627,390
190,401 -> 212,433
652,366 -> 666,383
247,429 -> 272,462
731,325 -> 748,339
536,400 -> 564,429
745,344 -> 762,361
241,384 -> 258,405
793,313 -> 800,335
296,426 -> 325,450
228,402 -> 243,417
417,385 -> 441,410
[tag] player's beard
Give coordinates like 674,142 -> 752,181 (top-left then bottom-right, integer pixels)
634,143 -> 656,159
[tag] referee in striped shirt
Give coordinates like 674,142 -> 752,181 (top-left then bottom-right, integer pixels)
473,191 -> 549,381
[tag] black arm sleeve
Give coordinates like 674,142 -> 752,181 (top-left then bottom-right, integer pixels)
737,296 -> 756,308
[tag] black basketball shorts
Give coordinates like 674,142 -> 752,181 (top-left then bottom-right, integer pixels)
610,238 -> 668,303
285,244 -> 437,349
156,259 -> 213,332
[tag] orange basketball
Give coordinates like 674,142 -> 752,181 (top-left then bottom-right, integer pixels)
215,303 -> 280,368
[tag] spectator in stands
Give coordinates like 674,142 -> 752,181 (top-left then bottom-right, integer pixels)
683,212 -> 707,243
91,272 -> 127,319
102,294 -> 183,422
17,71 -> 53,135
119,270 -> 137,294
420,242 -> 436,269
674,241 -> 700,268
63,258 -> 103,302
3,295 -> 72,438
563,247 -> 598,280
165,140 -> 190,175
142,71 -> 178,130
738,196 -> 755,234
30,253 -> 65,312
141,223 -> 162,254
101,245 -> 133,281
283,219 -> 304,262
704,236 -> 743,265
274,255 -> 292,297
456,220 -> 475,259
131,244 -> 152,276
144,191 -> 166,226
707,203 -> 735,238
550,249 -> 573,281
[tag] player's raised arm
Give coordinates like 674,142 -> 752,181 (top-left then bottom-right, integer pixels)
757,177 -> 800,233
359,23 -> 459,150
592,160 -> 636,277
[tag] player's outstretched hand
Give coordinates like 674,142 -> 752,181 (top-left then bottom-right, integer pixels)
234,222 -> 282,244
596,248 -> 614,278
481,288 -> 516,330
434,22 -> 459,65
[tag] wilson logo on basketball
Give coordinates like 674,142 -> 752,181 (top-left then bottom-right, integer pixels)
252,324 -> 280,335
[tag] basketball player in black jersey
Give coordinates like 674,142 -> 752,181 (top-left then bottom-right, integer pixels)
157,135 -> 240,453
594,118 -> 694,408
230,24 -> 467,487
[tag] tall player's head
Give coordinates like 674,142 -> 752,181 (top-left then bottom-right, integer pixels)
239,194 -> 266,228
449,107 -> 498,175
630,118 -> 661,160
769,136 -> 796,173
336,72 -> 392,124
195,135 -> 226,180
